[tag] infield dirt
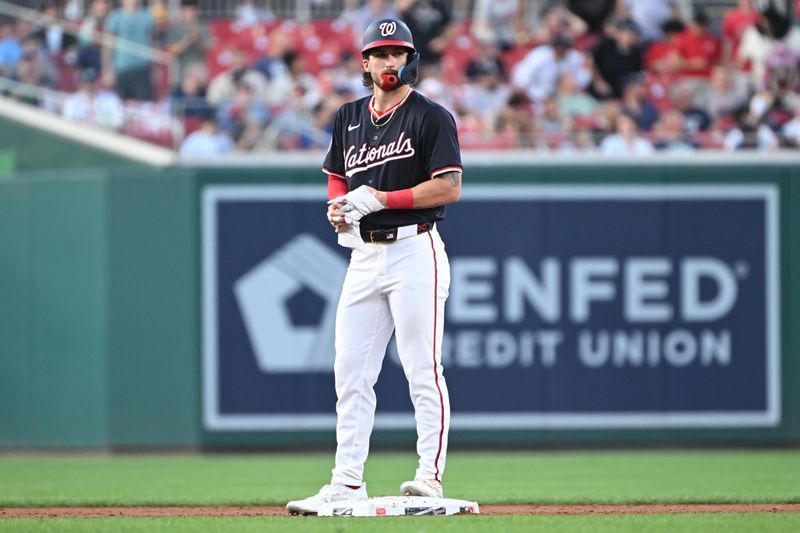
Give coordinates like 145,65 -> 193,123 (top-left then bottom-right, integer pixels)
2,504 -> 800,518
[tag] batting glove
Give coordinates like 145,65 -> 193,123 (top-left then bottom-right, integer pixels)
328,185 -> 385,224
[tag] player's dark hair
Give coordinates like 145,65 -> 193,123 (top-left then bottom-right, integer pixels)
362,71 -> 374,89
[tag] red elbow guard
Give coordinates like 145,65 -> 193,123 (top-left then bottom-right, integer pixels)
327,175 -> 348,200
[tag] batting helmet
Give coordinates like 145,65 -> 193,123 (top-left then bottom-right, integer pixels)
362,18 -> 416,55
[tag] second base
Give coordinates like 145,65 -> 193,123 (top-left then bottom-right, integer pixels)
317,496 -> 480,517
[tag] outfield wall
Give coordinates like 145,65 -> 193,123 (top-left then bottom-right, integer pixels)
0,160 -> 798,449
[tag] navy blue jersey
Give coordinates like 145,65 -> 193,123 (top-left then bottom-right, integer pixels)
323,90 -> 462,231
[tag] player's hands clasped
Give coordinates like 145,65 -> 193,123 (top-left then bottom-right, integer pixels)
327,202 -> 350,229
328,185 -> 386,225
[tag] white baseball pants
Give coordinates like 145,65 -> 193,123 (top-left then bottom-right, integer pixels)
331,226 -> 451,486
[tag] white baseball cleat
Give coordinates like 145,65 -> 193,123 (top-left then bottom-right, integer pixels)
286,483 -> 368,515
400,479 -> 443,498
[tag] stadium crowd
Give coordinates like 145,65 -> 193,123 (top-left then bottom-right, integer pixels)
0,0 -> 799,155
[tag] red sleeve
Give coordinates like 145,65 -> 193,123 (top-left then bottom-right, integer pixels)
327,174 -> 348,200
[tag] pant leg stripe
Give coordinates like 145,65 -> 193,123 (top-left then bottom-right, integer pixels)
428,231 -> 445,482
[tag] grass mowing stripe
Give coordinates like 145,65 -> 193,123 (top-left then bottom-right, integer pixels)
1,514 -> 800,533
0,451 -> 798,506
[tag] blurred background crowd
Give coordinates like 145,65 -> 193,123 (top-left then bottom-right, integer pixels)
0,0 -> 798,156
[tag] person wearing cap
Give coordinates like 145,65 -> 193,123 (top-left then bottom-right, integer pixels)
286,16 -> 462,515
62,67 -> 125,130
589,17 -> 645,99
511,33 -> 591,103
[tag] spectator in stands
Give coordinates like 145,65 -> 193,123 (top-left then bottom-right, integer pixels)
644,18 -> 684,78
65,0 -> 85,21
737,6 -> 800,89
417,61 -> 459,119
559,126 -> 597,153
556,71 -> 599,119
511,34 -> 591,104
763,41 -> 800,96
326,52 -> 371,99
535,95 -> 571,149
15,35 -> 58,89
207,48 -> 268,105
76,0 -> 109,74
9,54 -> 48,106
103,0 -> 155,101
529,3 -> 588,46
253,27 -> 291,82
33,2 -> 78,57
62,67 -> 125,130
671,83 -> 712,133
296,98 -> 338,150
724,107 -> 780,151
217,78 -> 270,150
164,0 -> 208,89
24,34 -> 57,75
674,8 -> 720,79
169,61 -> 210,119
465,39 -> 507,83
652,109 -> 697,152
462,44 -> 510,126
618,0 -> 691,43
397,0 -> 457,66
234,0 -> 276,28
589,18 -> 645,99
748,45 -> 798,132
338,0 -> 399,38
565,0 -> 617,35
696,65 -> 749,123
267,51 -> 322,112
642,18 -> 683,111
471,0 -> 523,51
722,0 -> 760,66
149,0 -> 169,32
180,107 -> 234,157
780,100 -> 800,148
600,113 -> 654,155
0,18 -> 23,76
620,72 -> 659,131
495,90 -> 536,147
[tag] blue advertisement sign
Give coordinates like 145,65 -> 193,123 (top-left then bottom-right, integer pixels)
202,184 -> 780,430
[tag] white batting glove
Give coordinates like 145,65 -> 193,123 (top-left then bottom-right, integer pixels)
328,185 -> 385,224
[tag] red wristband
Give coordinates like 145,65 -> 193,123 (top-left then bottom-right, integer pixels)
385,189 -> 414,209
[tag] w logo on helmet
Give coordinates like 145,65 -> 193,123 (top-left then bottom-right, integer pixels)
379,21 -> 397,36
363,18 -> 415,55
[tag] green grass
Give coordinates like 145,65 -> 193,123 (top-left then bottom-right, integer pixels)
1,514 -> 800,533
1,451 -> 798,532
0,450 -> 798,507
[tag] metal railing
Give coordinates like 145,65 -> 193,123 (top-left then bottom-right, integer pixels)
0,0 -> 173,67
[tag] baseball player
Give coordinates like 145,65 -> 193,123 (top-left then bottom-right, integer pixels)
286,17 -> 462,515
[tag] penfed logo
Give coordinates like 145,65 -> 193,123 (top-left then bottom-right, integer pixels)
436,256 -> 750,370
447,256 -> 743,324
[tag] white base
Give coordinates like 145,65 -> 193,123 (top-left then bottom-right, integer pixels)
317,496 -> 480,517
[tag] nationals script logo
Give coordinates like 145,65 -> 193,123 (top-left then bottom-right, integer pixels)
344,131 -> 415,177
